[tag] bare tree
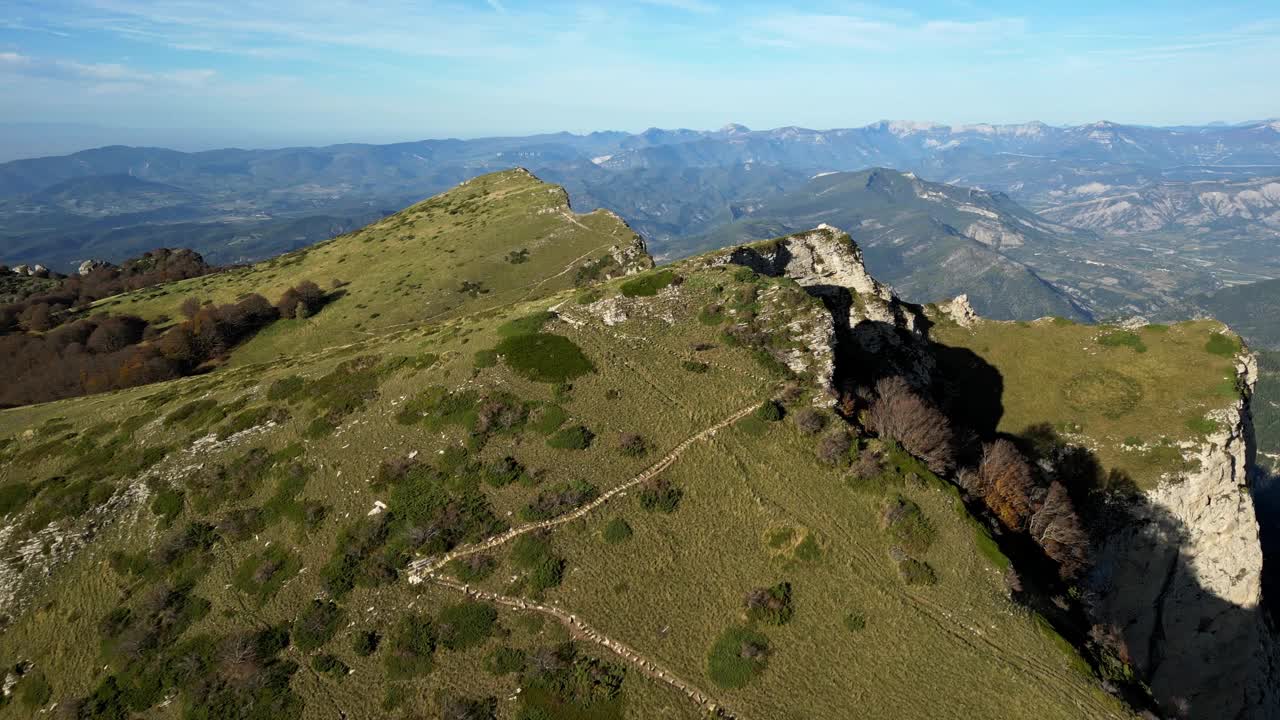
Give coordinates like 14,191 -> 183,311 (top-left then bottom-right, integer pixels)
1029,481 -> 1090,579
978,439 -> 1037,532
866,376 -> 957,474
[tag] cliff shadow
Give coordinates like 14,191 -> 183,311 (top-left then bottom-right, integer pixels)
1014,425 -> 1277,719
1254,465 -> 1280,626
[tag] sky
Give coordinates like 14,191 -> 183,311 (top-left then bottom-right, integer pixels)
1,0 -> 1278,150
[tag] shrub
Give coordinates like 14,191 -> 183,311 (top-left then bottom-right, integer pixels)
1205,332 -> 1241,357
474,349 -> 498,369
707,626 -> 769,689
816,430 -> 853,466
744,582 -> 794,625
495,333 -> 594,383
843,612 -> 867,632
894,555 -> 938,586
437,601 -> 498,651
880,495 -> 936,556
294,599 -> 344,651
386,613 -> 437,678
353,630 -> 381,657
619,269 -> 675,297
522,480 -> 598,521
618,432 -> 648,457
602,518 -> 633,544
18,670 -> 52,709
638,477 -> 682,513
866,376 -> 956,474
547,425 -> 594,450
792,407 -> 826,435
1098,331 -> 1147,353
510,534 -> 565,593
681,359 -> 710,373
497,310 -> 555,337
451,553 -> 497,583
267,375 -> 307,402
440,696 -> 497,720
311,653 -> 349,677
149,488 -> 184,523
754,400 -> 784,422
484,646 -> 526,675
699,304 -> 726,325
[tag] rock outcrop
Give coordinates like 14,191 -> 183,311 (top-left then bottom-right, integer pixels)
1087,352 -> 1278,719
713,225 -> 935,391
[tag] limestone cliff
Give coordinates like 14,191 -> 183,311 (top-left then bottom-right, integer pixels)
710,225 -> 935,393
1087,352 -> 1278,719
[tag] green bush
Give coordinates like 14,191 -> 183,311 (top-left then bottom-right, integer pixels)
511,534 -> 565,593
484,646 -> 526,675
217,405 -> 289,440
1098,331 -> 1147,353
436,601 -> 498,651
0,482 -> 34,517
638,478 -> 682,513
474,349 -> 498,369
843,612 -> 867,632
294,599 -> 344,651
529,399 -> 570,435
450,554 -> 497,583
1206,332 -> 1241,357
498,310 -> 555,337
149,488 -> 183,523
18,670 -> 52,709
707,626 -> 769,689
744,581 -> 794,625
547,425 -> 594,450
311,653 -> 349,677
495,333 -> 594,383
267,375 -> 307,401
699,304 -> 726,325
386,613 -> 437,678
895,556 -> 938,586
353,630 -> 381,657
754,400 -> 784,422
881,495 -> 936,556
620,269 -> 676,297
602,518 -> 633,544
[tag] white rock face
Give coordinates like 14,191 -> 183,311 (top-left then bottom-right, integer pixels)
710,225 -> 935,393
941,295 -> 978,327
1087,353 -> 1278,719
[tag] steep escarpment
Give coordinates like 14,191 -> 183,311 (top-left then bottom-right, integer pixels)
1087,352 -> 1278,719
722,229 -> 1278,718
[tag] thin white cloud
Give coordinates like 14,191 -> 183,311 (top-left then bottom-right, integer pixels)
0,51 -> 217,91
635,0 -> 719,14
743,12 -> 1025,51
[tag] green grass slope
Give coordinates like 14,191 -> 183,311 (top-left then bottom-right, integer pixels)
94,168 -> 652,364
932,317 -> 1244,489
0,174 -> 1127,719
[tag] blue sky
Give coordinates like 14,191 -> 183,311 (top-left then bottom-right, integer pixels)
1,0 -> 1277,145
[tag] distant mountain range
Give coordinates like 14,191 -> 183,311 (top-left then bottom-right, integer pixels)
2,119 -> 1278,319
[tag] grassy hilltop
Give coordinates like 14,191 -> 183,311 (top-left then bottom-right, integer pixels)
0,170 -> 1160,719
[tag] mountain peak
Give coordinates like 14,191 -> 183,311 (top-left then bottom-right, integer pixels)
719,123 -> 750,135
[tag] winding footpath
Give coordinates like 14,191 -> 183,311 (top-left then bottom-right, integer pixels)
406,403 -> 761,719
429,575 -> 739,719
407,401 -> 760,579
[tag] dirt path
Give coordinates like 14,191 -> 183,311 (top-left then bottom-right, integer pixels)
408,402 -> 759,579
426,574 -> 740,718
